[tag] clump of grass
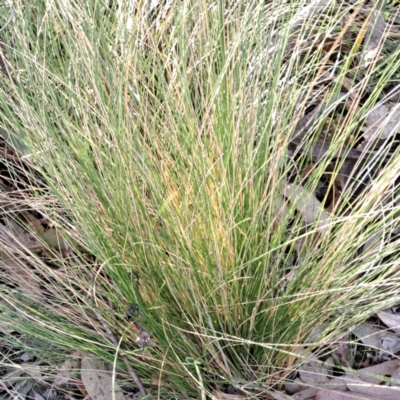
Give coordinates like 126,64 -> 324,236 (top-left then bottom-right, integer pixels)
0,0 -> 400,397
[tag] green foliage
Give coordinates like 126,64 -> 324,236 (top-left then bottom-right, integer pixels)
0,0 -> 399,397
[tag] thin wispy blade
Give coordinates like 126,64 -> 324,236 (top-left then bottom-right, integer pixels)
0,9 -> 15,34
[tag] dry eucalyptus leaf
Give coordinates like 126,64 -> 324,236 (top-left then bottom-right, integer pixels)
324,357 -> 335,374
212,388 -> 248,399
294,377 -> 348,400
391,368 -> 400,387
1,368 -> 23,388
25,365 -> 45,384
377,311 -> 400,335
356,359 -> 400,384
267,0 -> 331,55
279,181 -> 330,230
0,321 -> 15,334
294,360 -> 399,400
334,342 -> 349,364
380,334 -> 400,356
15,379 -> 33,398
283,378 -> 306,394
53,352 -> 81,387
32,392 -> 45,400
40,389 -> 57,400
316,388 -> 381,399
362,103 -> 400,141
81,355 -> 127,400
299,358 -> 329,385
20,352 -> 35,362
0,218 -> 43,252
352,323 -> 384,349
352,323 -> 378,346
362,6 -> 386,68
346,374 -> 400,399
0,254 -> 42,296
24,212 -> 67,251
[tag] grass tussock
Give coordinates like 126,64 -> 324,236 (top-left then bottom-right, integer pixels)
0,0 -> 400,397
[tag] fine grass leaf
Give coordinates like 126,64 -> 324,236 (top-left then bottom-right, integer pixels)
81,354 -> 127,400
0,126 -> 28,155
1,0 -> 400,397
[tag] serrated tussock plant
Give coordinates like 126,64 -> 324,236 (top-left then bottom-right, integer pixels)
0,0 -> 399,397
